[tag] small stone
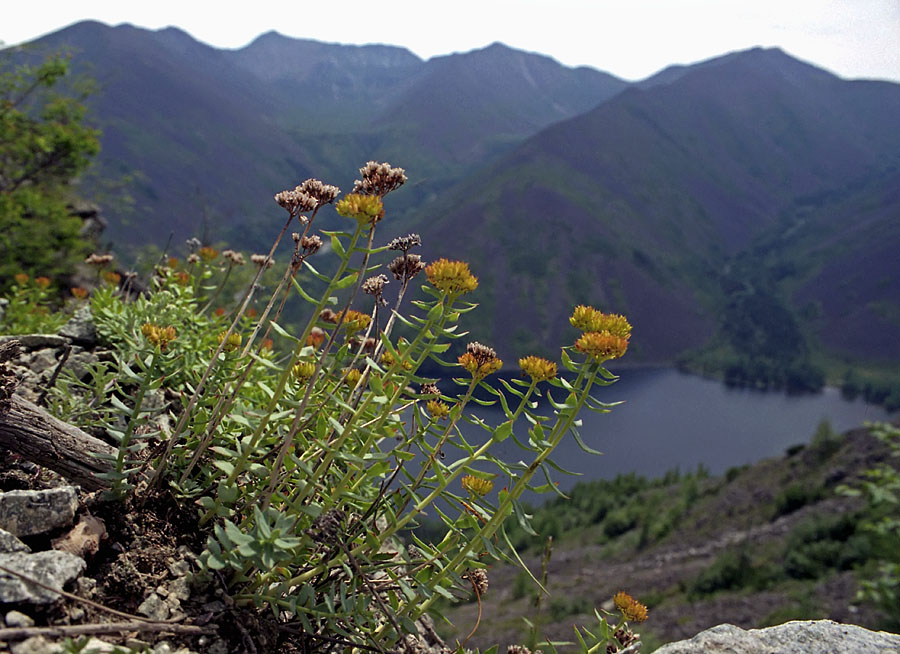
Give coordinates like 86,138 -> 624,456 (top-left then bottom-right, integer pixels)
168,575 -> 191,601
23,350 -> 59,375
75,576 -> 97,597
201,600 -> 226,613
138,592 -> 170,621
58,306 -> 98,345
5,610 -> 34,628
0,528 -> 31,554
68,606 -> 85,621
10,636 -> 56,654
0,487 -> 79,537
66,348 -> 100,379
0,551 -> 85,604
206,640 -> 229,654
168,559 -> 191,577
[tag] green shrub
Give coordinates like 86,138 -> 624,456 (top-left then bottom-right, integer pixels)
839,422 -> 900,629
781,512 -> 868,580
19,163 -> 637,651
772,483 -> 824,518
0,53 -> 99,287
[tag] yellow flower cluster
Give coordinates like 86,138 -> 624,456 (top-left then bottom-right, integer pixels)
613,591 -> 648,623
570,305 -> 631,339
141,323 -> 177,349
425,259 -> 478,295
458,342 -> 502,380
341,310 -> 372,334
292,361 -> 316,381
335,193 -> 384,224
344,368 -> 363,386
217,331 -> 242,352
574,331 -> 629,361
198,246 -> 219,261
518,355 -> 557,382
570,305 -> 631,362
381,350 -> 413,371
461,475 -> 494,496
426,399 -> 450,419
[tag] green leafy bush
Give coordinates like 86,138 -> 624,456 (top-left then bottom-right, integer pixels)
0,52 -> 99,286
25,163 -> 637,651
839,422 -> 900,628
781,513 -> 869,579
687,548 -> 775,597
771,482 -> 825,518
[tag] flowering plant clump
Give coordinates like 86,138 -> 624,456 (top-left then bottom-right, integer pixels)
9,162 -> 635,653
0,273 -> 68,334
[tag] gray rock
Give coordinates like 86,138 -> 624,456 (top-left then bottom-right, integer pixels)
169,575 -> 191,601
11,636 -> 119,654
138,592 -> 171,621
0,487 -> 79,537
651,620 -> 900,654
66,347 -> 100,379
0,551 -> 85,603
0,298 -> 7,324
0,334 -> 67,349
0,528 -> 31,553
59,306 -> 97,345
152,641 -> 199,654
5,609 -> 35,628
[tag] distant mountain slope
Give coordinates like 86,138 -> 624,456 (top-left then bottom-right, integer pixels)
17,21 -> 627,247
32,21 -> 318,246
373,42 -> 627,161
443,421 -> 899,649
411,48 -> 900,368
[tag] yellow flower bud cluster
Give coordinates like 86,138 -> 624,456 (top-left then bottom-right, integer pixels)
570,305 -> 631,339
292,361 -> 317,381
461,475 -> 494,496
141,323 -> 177,350
335,193 -> 384,224
198,246 -> 219,261
518,355 -> 557,382
381,350 -> 413,371
217,331 -> 242,353
613,591 -> 648,623
458,342 -> 502,380
341,310 -> 372,334
425,399 -> 450,420
570,305 -> 631,362
425,259 -> 478,295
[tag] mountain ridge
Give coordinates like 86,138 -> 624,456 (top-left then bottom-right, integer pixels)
7,22 -> 899,387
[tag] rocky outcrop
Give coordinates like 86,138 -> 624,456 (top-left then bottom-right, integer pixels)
651,620 -> 900,653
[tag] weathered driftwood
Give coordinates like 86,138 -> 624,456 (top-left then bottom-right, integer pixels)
0,395 -> 113,490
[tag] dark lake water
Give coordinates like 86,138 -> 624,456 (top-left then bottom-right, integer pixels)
457,368 -> 894,493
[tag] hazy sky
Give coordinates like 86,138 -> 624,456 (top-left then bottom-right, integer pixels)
3,0 -> 899,82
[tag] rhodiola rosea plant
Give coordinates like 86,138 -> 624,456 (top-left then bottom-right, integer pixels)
38,162 -> 637,652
